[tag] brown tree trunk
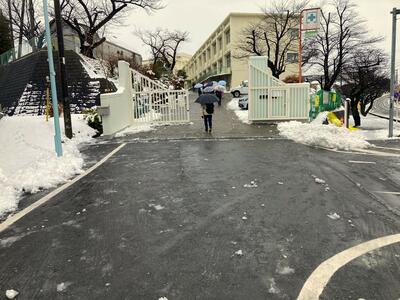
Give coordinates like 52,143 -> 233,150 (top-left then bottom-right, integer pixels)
28,0 -> 36,50
17,0 -> 26,58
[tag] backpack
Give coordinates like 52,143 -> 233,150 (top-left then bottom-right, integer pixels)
205,103 -> 214,114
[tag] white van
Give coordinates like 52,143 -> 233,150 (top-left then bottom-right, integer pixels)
230,80 -> 248,98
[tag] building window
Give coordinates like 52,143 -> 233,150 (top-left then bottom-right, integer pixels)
225,53 -> 231,68
289,28 -> 299,39
218,37 -> 222,51
287,52 -> 298,63
212,43 -> 217,55
225,29 -> 230,45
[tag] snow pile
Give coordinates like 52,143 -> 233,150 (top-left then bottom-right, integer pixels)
327,212 -> 341,220
227,98 -> 250,124
0,115 -> 95,217
5,289 -> 19,299
56,282 -> 72,292
234,249 -> 243,256
278,121 -> 370,150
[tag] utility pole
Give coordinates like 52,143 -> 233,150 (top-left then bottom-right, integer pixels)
7,0 -> 15,59
389,7 -> 400,138
53,0 -> 73,139
298,10 -> 303,83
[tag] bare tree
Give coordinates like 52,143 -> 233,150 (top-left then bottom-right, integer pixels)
0,0 -> 43,42
160,30 -> 188,72
137,28 -> 189,74
339,47 -> 389,126
303,0 -> 383,91
60,0 -> 163,58
235,0 -> 308,78
136,28 -> 166,67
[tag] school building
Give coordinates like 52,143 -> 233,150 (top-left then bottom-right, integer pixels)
184,12 -> 299,90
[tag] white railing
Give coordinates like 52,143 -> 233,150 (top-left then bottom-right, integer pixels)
133,90 -> 190,123
248,56 -> 310,121
131,68 -> 168,92
100,61 -> 190,136
131,68 -> 190,124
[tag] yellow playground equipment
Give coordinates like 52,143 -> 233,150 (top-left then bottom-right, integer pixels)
326,111 -> 358,131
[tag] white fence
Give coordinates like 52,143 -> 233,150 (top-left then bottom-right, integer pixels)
100,61 -> 190,136
248,56 -> 310,121
131,69 -> 190,124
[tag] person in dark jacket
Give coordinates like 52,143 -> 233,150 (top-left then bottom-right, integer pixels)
215,90 -> 223,106
201,103 -> 214,133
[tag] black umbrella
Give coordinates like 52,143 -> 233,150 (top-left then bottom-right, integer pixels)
195,94 -> 219,104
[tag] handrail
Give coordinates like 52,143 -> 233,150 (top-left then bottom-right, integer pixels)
130,68 -> 168,92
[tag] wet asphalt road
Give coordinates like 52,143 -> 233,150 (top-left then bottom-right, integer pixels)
2,94 -> 400,299
1,138 -> 400,299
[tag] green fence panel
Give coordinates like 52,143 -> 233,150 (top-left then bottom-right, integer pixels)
0,34 -> 45,66
309,90 -> 342,119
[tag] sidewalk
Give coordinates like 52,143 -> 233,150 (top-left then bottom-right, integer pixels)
104,92 -> 279,141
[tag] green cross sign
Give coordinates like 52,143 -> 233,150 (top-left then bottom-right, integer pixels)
306,12 -> 317,23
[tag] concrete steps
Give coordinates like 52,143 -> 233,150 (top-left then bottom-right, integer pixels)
0,50 -> 116,116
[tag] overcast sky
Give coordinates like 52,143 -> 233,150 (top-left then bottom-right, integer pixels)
109,0 -> 400,65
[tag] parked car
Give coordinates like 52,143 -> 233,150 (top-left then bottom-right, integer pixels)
238,96 -> 248,110
231,80 -> 248,98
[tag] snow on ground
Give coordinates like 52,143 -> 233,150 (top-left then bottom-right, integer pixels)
79,54 -> 108,79
278,120 -> 370,151
278,113 -> 400,151
0,115 -> 95,217
115,124 -> 155,137
226,98 -> 250,124
354,115 -> 400,140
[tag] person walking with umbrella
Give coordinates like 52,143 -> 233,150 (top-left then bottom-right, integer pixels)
194,83 -> 203,96
195,93 -> 219,133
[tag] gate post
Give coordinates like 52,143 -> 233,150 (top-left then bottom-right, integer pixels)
344,98 -> 350,129
100,61 -> 134,135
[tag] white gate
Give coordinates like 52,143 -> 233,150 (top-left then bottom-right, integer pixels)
131,69 -> 190,123
248,56 -> 310,121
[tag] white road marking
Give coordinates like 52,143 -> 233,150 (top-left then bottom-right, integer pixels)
373,191 -> 400,195
348,160 -> 376,164
321,146 -> 400,157
0,143 -> 126,233
374,146 -> 400,152
357,149 -> 400,157
297,233 -> 400,300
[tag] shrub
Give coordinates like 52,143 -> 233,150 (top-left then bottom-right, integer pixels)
82,107 -> 103,137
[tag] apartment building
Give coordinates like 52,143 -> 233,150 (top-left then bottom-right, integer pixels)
184,12 -> 299,89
